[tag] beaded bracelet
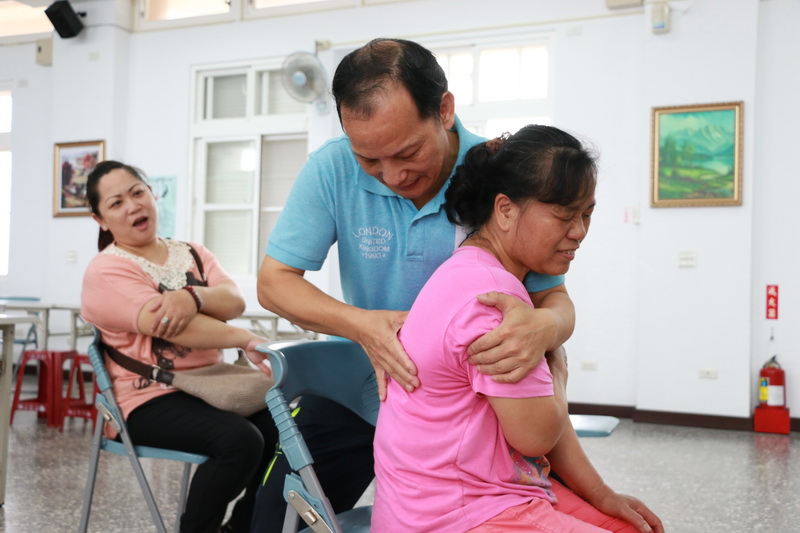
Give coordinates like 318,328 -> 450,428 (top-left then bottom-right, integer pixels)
183,286 -> 203,312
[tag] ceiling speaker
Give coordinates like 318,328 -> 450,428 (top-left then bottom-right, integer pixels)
45,1 -> 85,39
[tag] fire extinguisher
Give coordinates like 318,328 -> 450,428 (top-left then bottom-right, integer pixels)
759,355 -> 786,407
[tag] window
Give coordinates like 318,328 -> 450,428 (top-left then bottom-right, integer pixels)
245,0 -> 356,18
258,136 -> 308,256
143,0 -> 230,20
434,37 -> 552,138
0,89 -> 11,276
136,0 -> 238,30
192,62 -> 310,277
198,138 -> 259,275
135,1 -> 419,31
195,67 -> 306,126
204,72 -> 248,120
252,0 -> 346,7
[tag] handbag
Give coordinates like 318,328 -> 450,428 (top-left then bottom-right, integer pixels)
103,343 -> 273,417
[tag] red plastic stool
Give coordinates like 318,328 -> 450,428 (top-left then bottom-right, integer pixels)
10,350 -> 54,425
61,353 -> 98,431
10,349 -> 80,428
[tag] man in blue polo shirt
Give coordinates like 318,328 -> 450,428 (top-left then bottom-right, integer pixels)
251,38 -> 576,532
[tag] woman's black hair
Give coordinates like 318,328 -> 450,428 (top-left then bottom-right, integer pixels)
445,124 -> 597,231
86,160 -> 149,251
331,38 -> 448,122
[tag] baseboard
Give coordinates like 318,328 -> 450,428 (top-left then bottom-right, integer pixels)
569,402 -> 800,433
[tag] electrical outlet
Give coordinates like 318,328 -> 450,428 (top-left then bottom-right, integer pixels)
580,360 -> 598,371
698,368 -> 719,380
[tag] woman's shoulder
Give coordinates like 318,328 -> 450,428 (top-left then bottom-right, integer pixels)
178,239 -> 221,267
441,247 -> 526,295
86,246 -> 141,272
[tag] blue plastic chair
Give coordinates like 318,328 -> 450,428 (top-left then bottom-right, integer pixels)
258,339 -> 378,533
78,327 -> 208,533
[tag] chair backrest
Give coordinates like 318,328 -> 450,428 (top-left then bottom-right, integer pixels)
87,326 -> 113,393
257,339 -> 378,533
265,339 -> 379,426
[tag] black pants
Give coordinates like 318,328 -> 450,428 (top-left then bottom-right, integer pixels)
126,391 -> 278,533
250,394 -> 375,533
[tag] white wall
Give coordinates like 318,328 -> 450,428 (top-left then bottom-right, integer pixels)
751,0 -> 800,421
1,0 -> 797,421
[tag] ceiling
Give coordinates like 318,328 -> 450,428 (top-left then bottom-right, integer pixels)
0,1 -> 52,38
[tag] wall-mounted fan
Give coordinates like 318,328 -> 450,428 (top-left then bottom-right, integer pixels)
281,41 -> 331,113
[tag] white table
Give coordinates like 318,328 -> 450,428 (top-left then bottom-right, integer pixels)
0,301 -> 87,350
238,311 -> 317,342
0,313 -> 41,505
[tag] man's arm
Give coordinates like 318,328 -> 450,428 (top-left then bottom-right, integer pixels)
257,255 -> 419,398
467,284 -> 575,383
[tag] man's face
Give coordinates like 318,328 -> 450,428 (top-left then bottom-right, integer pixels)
342,83 -> 456,209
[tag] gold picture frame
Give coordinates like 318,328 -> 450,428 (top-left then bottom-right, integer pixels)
651,102 -> 742,207
53,140 -> 105,217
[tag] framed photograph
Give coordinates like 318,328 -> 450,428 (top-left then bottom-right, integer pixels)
651,102 -> 742,207
53,140 -> 105,217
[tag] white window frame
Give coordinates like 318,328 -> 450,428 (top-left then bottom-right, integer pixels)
193,135 -> 262,276
257,132 -> 309,260
243,0 -> 357,19
195,66 -> 252,126
190,59 -> 310,281
132,0 -> 420,30
192,60 -> 309,137
427,31 -> 554,137
134,0 -> 241,32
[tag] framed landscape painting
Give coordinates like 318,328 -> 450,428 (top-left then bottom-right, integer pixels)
53,140 -> 105,217
651,102 -> 742,207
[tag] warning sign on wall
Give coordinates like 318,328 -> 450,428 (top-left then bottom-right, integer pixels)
766,285 -> 779,320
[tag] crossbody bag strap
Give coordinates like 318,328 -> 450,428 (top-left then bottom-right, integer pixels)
102,342 -> 176,385
186,243 -> 206,284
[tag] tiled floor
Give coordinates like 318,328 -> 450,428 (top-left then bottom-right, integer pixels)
3,382 -> 799,532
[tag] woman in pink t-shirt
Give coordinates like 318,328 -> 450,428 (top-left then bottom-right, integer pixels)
81,161 -> 275,533
373,126 -> 663,533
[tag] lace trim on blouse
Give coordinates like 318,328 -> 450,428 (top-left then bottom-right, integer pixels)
103,239 -> 195,290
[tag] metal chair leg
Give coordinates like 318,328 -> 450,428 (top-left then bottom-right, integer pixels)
174,462 -> 193,533
78,413 -> 105,532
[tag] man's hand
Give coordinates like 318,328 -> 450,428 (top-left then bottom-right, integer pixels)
355,309 -> 417,400
467,292 -> 558,383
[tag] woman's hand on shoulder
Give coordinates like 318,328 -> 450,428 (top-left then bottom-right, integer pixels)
148,289 -> 198,338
